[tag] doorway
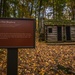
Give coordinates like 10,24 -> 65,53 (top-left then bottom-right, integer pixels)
57,26 -> 62,41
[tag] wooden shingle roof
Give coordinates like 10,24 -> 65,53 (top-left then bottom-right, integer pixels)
44,20 -> 75,25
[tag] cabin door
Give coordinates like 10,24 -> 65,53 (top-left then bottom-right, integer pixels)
57,26 -> 62,41
66,26 -> 71,41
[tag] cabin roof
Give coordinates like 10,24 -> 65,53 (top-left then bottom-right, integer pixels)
44,20 -> 75,25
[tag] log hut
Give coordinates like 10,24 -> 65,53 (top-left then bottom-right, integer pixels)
44,20 -> 75,42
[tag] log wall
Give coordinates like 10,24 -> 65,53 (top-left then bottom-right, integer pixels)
45,26 -> 57,42
45,25 -> 75,42
71,26 -> 75,41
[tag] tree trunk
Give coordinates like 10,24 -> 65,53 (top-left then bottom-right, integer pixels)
0,0 -> 2,17
30,2 -> 33,18
72,6 -> 75,20
3,0 -> 6,17
38,0 -> 42,33
71,0 -> 75,20
53,0 -> 55,19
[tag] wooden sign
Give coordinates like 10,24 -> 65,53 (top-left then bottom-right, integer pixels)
0,18 -> 35,48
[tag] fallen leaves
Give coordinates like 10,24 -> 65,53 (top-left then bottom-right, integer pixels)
18,40 -> 75,75
0,49 -> 7,75
0,40 -> 75,75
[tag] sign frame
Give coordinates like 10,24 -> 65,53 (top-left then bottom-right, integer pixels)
0,18 -> 35,48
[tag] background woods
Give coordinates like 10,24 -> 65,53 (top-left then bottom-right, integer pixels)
0,0 -> 75,33
0,0 -> 75,75
0,0 -> 75,19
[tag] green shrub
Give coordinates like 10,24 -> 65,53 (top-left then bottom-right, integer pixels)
39,33 -> 45,41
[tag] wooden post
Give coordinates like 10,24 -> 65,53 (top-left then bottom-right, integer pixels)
7,48 -> 18,75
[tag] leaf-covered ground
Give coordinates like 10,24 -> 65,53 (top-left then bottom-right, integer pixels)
0,40 -> 75,75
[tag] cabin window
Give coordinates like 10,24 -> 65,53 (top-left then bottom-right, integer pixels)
48,28 -> 52,33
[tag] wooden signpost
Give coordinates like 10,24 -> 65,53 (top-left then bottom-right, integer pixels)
0,18 -> 35,75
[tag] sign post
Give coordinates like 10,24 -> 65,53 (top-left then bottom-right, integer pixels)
7,48 -> 18,75
0,18 -> 35,75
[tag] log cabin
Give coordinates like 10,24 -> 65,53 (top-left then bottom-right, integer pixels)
44,20 -> 75,42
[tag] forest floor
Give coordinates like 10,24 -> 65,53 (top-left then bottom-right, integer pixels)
0,36 -> 75,75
